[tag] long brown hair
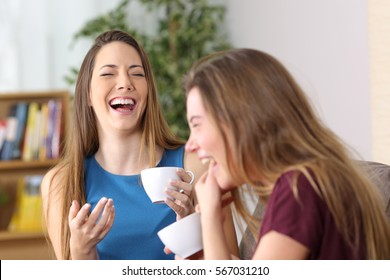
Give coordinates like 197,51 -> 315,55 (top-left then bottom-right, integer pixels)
184,48 -> 390,259
49,30 -> 183,259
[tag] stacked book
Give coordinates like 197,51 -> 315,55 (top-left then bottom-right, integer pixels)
0,99 -> 63,161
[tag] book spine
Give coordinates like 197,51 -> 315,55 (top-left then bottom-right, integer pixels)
0,104 -> 18,161
22,102 -> 39,161
12,102 -> 28,160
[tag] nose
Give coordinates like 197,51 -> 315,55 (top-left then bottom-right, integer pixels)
117,73 -> 134,91
185,134 -> 198,153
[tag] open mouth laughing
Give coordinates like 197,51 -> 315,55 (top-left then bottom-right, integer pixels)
109,97 -> 136,112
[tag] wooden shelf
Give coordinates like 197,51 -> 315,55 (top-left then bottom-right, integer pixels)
0,90 -> 69,101
0,230 -> 45,241
0,159 -> 58,171
0,230 -> 55,260
0,90 -> 69,260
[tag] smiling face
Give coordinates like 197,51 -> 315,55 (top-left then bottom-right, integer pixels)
89,41 -> 148,134
185,87 -> 237,190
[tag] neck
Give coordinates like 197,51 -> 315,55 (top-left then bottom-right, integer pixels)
95,130 -> 161,175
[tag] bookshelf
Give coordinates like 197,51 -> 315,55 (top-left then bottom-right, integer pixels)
0,90 -> 69,260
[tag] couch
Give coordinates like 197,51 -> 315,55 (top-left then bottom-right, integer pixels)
238,161 -> 390,259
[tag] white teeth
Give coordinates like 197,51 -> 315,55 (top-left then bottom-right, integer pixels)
201,158 -> 210,164
110,98 -> 135,105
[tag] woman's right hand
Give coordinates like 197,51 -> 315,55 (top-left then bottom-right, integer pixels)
68,197 -> 115,259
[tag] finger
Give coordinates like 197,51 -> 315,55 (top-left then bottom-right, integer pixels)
198,171 -> 208,184
166,189 -> 194,214
166,188 -> 190,203
164,246 -> 172,255
169,179 -> 192,196
165,197 -> 191,218
176,168 -> 194,184
72,203 -> 92,228
88,197 -> 108,224
98,203 -> 115,239
68,200 -> 80,224
94,198 -> 114,231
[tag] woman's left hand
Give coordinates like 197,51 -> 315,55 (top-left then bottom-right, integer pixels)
164,168 -> 195,219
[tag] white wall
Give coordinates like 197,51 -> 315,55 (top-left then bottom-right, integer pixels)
226,0 -> 371,161
0,0 -> 125,92
369,0 -> 390,165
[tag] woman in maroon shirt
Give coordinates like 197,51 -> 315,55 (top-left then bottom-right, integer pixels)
184,49 -> 390,259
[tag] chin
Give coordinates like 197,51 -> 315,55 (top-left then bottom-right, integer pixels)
217,177 -> 236,191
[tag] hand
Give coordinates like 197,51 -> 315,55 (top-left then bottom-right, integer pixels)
164,168 -> 195,220
195,161 -> 234,220
68,197 -> 115,259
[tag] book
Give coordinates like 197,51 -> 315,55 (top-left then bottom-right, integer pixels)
45,100 -> 57,159
0,104 -> 18,160
39,102 -> 49,160
51,100 -> 62,159
0,120 -> 7,153
22,102 -> 39,161
12,102 -> 29,160
31,105 -> 42,160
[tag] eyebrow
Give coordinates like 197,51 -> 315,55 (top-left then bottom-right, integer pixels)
189,116 -> 202,123
99,64 -> 144,70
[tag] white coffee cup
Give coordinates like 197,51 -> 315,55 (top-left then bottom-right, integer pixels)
157,212 -> 203,259
140,166 -> 194,204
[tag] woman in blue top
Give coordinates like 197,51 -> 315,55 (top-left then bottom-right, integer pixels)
41,30 -> 238,260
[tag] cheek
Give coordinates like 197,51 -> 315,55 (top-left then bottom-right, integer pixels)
137,80 -> 148,95
198,136 -> 218,154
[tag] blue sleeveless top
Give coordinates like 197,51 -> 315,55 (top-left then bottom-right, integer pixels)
84,146 -> 184,259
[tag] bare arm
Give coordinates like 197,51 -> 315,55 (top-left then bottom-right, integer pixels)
41,167 -> 65,259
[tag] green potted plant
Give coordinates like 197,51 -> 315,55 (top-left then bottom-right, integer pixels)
65,0 -> 231,139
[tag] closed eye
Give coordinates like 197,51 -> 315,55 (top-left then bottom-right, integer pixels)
131,73 -> 145,77
190,123 -> 200,129
100,73 -> 113,76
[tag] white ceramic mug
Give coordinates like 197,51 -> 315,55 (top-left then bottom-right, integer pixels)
157,212 -> 202,259
140,166 -> 194,204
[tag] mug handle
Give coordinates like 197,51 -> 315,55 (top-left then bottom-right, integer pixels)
185,170 -> 195,185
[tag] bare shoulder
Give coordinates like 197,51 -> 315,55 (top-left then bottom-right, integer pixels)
183,151 -> 207,183
41,165 -> 64,200
41,165 -> 67,217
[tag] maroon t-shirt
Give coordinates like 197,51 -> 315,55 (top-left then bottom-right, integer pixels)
258,171 -> 363,259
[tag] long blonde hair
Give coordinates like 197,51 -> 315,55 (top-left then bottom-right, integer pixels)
49,30 -> 183,259
184,48 -> 390,259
